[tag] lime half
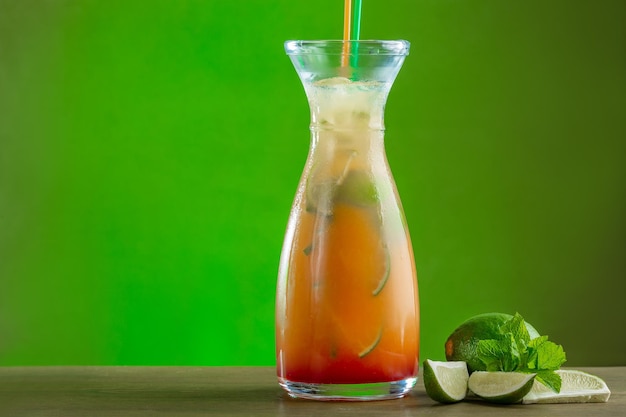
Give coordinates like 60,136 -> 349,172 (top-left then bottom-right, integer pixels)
522,370 -> 610,404
468,371 -> 536,404
423,360 -> 469,404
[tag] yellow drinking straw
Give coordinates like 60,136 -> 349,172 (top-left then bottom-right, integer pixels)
342,0 -> 363,68
342,0 -> 352,67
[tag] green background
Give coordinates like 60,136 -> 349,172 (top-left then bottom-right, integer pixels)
1,0 -> 624,367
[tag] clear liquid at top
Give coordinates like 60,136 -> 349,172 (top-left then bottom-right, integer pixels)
305,77 -> 390,131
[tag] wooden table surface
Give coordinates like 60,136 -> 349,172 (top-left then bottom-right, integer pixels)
0,366 -> 623,416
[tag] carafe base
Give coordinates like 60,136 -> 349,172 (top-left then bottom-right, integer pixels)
278,376 -> 417,401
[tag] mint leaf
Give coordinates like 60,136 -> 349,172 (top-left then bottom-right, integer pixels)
477,339 -> 507,371
535,370 -> 562,393
501,333 -> 522,372
473,313 -> 567,393
528,336 -> 567,371
500,313 -> 531,345
526,335 -> 549,370
499,314 -> 530,370
477,334 -> 520,372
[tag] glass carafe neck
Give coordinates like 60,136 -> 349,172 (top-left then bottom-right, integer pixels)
305,79 -> 390,131
285,40 -> 410,132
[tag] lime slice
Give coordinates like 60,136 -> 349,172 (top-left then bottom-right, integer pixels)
358,327 -> 383,358
372,246 -> 390,296
522,370 -> 611,404
423,359 -> 469,404
336,170 -> 378,207
468,371 -> 536,404
306,169 -> 378,215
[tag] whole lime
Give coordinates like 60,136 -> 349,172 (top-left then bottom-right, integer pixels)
444,313 -> 540,373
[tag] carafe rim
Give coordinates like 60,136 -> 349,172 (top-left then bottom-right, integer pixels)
285,40 -> 410,56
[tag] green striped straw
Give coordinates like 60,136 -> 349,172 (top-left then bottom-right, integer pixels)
351,0 -> 362,68
342,0 -> 363,70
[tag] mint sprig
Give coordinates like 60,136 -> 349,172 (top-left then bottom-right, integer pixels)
476,313 -> 567,393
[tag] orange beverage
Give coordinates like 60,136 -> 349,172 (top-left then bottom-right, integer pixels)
277,41 -> 418,400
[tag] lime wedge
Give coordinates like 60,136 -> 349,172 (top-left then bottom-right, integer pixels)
423,359 -> 469,404
522,370 -> 611,404
468,371 -> 536,404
